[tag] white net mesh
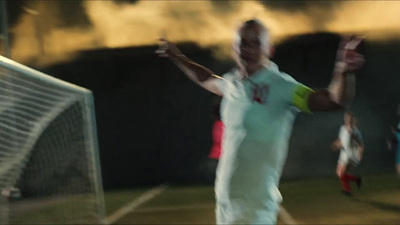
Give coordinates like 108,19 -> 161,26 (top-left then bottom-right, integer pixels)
0,56 -> 105,224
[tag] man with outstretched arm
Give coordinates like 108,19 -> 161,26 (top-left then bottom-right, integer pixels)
156,19 -> 364,224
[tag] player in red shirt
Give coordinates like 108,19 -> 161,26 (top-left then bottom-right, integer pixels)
203,97 -> 224,183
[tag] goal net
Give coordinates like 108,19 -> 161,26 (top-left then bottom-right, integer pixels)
0,55 -> 105,224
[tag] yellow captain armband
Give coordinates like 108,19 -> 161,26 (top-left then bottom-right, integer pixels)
291,84 -> 315,113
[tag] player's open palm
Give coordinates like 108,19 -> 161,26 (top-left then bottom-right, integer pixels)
337,36 -> 365,72
156,38 -> 181,58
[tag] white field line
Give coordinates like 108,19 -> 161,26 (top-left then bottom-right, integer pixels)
279,206 -> 298,225
105,184 -> 297,225
110,200 -> 297,225
133,203 -> 214,213
105,184 -> 169,224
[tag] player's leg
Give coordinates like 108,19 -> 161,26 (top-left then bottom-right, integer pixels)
336,163 -> 345,177
338,163 -> 352,195
343,164 -> 362,190
337,151 -> 348,178
337,164 -> 352,194
337,152 -> 352,195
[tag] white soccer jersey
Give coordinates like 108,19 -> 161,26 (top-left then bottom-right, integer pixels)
215,62 -> 312,224
338,125 -> 363,165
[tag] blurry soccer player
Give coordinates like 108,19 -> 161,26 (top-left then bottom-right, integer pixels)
156,19 -> 364,224
331,112 -> 364,196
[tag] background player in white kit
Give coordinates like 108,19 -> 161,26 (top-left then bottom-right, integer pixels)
331,112 -> 364,196
156,19 -> 364,224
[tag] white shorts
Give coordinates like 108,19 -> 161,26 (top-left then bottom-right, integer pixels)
216,197 -> 280,225
338,150 -> 360,166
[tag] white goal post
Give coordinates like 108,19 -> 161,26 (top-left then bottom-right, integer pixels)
0,55 -> 105,224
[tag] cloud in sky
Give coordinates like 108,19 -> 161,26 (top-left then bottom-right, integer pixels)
9,0 -> 400,66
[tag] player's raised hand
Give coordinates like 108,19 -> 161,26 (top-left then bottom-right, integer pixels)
155,32 -> 181,58
336,35 -> 365,72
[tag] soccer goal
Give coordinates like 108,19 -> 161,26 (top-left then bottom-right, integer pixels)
0,55 -> 105,224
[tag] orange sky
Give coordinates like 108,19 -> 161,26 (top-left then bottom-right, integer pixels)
9,0 -> 400,66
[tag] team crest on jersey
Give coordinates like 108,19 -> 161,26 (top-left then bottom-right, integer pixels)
251,84 -> 270,104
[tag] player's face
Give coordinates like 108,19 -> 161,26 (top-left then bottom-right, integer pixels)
344,114 -> 355,127
233,25 -> 269,68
